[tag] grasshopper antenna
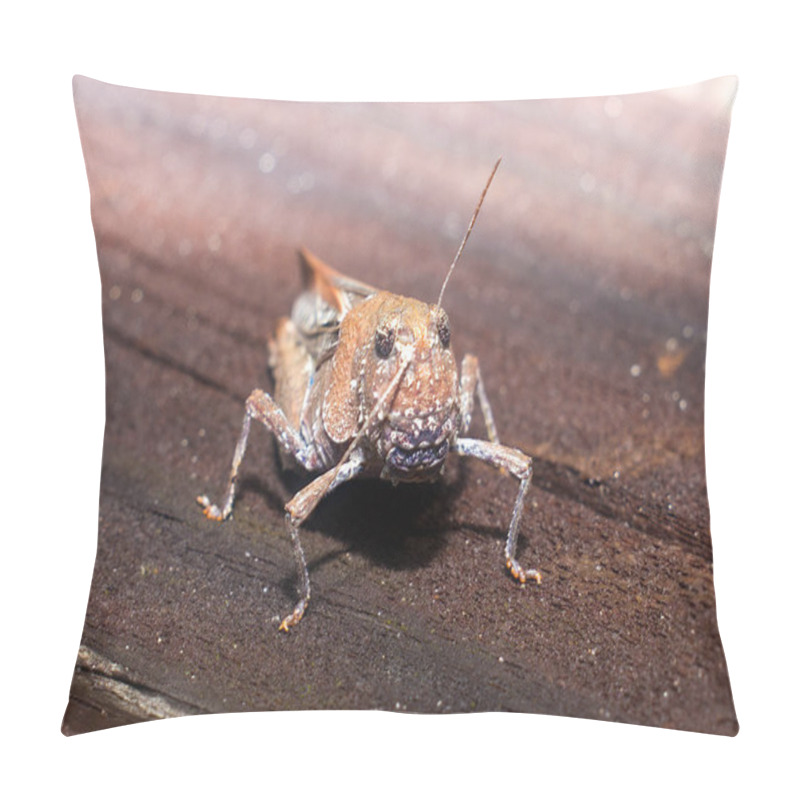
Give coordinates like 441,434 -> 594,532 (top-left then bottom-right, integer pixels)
436,157 -> 502,310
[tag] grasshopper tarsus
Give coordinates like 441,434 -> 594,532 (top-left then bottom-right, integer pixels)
197,495 -> 226,521
507,560 -> 543,585
280,512 -> 312,631
278,602 -> 308,632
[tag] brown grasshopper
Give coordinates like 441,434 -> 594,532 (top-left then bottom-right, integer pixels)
198,159 -> 540,631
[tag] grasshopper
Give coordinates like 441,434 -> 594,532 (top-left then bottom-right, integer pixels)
197,159 -> 540,631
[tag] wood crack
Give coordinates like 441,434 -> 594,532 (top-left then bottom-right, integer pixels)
104,322 -> 245,403
531,458 -> 712,560
63,646 -> 207,734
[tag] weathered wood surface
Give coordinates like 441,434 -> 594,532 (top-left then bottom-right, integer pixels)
63,76 -> 737,735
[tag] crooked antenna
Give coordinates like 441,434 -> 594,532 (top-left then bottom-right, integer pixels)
436,157 -> 502,309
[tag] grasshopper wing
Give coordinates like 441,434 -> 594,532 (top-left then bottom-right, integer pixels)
291,247 -> 378,364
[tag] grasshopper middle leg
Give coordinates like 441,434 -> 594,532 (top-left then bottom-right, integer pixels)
197,388 -> 323,521
198,389 -> 366,630
197,388 -> 327,630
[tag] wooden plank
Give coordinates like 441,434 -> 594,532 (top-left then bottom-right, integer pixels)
63,76 -> 737,735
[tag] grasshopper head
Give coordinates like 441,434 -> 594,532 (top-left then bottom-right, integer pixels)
343,291 -> 461,482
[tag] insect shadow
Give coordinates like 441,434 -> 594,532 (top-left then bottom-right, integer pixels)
237,448 -> 521,590
239,461 -> 468,574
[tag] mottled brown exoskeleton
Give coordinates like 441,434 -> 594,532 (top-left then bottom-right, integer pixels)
198,160 -> 539,630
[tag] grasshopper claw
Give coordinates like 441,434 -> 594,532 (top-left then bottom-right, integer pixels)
197,495 -> 225,521
507,559 -> 542,586
278,599 -> 308,632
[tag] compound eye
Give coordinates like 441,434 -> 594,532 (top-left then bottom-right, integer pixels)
375,326 -> 396,359
436,311 -> 451,348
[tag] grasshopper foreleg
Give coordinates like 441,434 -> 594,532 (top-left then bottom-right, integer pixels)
453,437 -> 540,586
278,454 -> 364,631
459,353 -> 539,582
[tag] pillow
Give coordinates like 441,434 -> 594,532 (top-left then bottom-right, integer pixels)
63,75 -> 738,735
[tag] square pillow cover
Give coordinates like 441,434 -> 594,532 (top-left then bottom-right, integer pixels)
63,75 -> 738,735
